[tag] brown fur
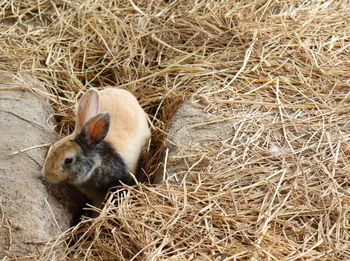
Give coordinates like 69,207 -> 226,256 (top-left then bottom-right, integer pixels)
43,137 -> 82,183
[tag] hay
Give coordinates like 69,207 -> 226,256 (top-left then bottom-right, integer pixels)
1,0 -> 350,260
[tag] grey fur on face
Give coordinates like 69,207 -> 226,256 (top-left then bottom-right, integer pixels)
65,154 -> 95,184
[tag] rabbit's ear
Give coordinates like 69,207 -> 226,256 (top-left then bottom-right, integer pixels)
76,112 -> 110,150
74,88 -> 100,134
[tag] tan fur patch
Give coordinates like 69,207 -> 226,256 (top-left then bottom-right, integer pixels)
42,136 -> 81,183
99,88 -> 151,172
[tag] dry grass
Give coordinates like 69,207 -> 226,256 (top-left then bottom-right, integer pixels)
1,0 -> 350,260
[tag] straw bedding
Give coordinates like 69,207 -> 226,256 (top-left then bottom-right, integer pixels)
1,0 -> 350,260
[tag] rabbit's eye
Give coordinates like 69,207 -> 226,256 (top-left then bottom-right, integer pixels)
64,157 -> 74,165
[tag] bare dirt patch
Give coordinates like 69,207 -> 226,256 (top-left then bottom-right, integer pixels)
0,72 -> 82,258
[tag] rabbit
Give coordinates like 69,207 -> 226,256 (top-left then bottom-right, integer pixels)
42,88 -> 151,208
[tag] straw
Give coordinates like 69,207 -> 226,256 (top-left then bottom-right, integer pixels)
1,0 -> 350,259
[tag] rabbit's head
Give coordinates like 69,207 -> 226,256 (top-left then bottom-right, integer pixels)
42,89 -> 111,185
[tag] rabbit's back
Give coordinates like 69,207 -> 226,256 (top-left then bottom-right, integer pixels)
99,88 -> 150,173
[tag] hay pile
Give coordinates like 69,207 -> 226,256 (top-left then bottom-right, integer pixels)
1,0 -> 350,259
